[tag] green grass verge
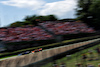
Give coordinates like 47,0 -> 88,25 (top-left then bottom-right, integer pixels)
42,44 -> 100,67
0,55 -> 17,60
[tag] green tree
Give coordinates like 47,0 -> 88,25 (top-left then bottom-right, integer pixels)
76,0 -> 100,30
89,0 -> 100,29
10,21 -> 24,27
47,15 -> 58,21
10,15 -> 58,27
76,0 -> 93,26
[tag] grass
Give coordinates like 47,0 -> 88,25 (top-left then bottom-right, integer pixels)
0,55 -> 17,60
42,43 -> 100,67
0,35 -> 99,60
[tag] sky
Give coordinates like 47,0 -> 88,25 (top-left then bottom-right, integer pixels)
0,0 -> 78,27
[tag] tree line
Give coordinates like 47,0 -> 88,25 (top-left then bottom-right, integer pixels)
10,0 -> 100,30
76,0 -> 100,30
10,15 -> 58,27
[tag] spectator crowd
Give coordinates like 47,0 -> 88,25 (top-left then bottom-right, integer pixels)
39,21 -> 95,35
0,21 -> 95,42
0,26 -> 53,42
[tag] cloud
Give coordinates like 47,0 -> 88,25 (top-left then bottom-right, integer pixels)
0,0 -> 77,18
38,0 -> 77,18
0,0 -> 46,10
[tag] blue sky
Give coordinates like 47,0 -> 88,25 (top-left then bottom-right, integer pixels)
0,0 -> 77,27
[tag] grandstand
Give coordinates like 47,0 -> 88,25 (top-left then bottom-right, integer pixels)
39,21 -> 95,35
0,21 -> 96,52
0,26 -> 54,42
0,21 -> 99,67
0,21 -> 95,42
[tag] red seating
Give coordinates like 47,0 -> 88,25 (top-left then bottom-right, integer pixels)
0,21 -> 95,42
0,26 -> 54,42
39,21 -> 95,35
